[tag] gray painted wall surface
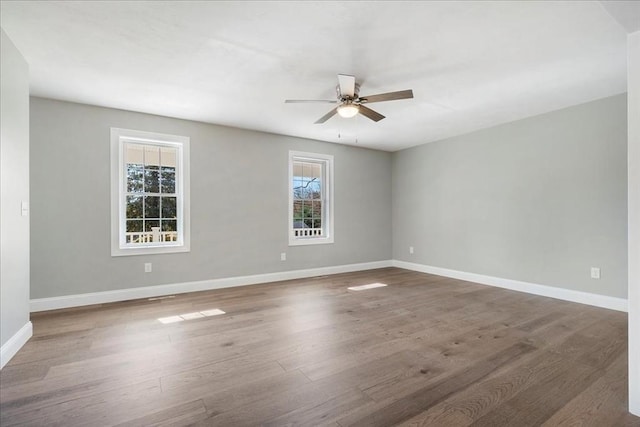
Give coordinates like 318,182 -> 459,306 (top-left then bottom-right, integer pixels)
392,94 -> 628,298
30,98 -> 392,299
627,30 -> 640,415
1,29 -> 30,347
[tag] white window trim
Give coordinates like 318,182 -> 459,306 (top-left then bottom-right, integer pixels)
110,128 -> 190,256
288,151 -> 334,246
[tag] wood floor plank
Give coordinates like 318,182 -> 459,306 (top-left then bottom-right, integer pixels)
262,389 -> 373,427
198,369 -> 312,417
469,359 -> 603,426
199,374 -> 359,425
1,378 -> 162,426
541,354 -> 629,427
396,310 -> 609,426
114,399 -> 208,427
337,342 -> 537,427
0,267 -> 636,426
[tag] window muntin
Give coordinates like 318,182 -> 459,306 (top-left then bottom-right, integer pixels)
289,151 -> 334,245
111,128 -> 190,256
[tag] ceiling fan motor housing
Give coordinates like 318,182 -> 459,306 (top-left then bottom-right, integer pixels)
337,83 -> 361,102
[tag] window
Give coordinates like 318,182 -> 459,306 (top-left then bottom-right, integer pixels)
289,151 -> 334,245
111,128 -> 190,256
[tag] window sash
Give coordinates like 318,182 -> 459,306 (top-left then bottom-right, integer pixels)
289,151 -> 334,246
292,159 -> 326,236
120,140 -> 183,248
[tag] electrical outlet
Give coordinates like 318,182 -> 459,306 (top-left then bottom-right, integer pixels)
590,267 -> 600,279
145,263 -> 152,273
280,252 -> 286,261
409,246 -> 414,254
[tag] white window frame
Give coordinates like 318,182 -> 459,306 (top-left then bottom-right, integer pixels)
110,128 -> 190,256
288,151 -> 334,246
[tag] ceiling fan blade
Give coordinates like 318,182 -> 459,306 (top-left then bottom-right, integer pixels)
285,99 -> 337,104
314,108 -> 338,124
358,105 -> 385,122
337,74 -> 356,97
359,89 -> 414,104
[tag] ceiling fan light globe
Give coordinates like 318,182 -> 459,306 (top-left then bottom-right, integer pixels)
337,104 -> 359,118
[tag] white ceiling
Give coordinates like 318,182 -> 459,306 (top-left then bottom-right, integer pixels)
0,1 -> 632,151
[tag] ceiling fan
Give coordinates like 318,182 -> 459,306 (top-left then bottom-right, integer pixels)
285,74 -> 414,124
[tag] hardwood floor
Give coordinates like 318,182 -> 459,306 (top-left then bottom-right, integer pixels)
1,268 -> 638,426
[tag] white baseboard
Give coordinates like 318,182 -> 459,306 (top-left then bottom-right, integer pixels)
30,260 -> 393,312
1,322 -> 33,369
30,259 -> 628,313
392,260 -> 628,312
631,401 -> 640,418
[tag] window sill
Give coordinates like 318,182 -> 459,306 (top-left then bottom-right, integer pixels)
288,236 -> 334,246
111,244 -> 190,257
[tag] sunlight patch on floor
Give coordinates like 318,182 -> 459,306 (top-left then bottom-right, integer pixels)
347,283 -> 388,291
158,308 -> 226,324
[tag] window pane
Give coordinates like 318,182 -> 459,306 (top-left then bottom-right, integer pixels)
145,220 -> 160,232
144,168 -> 160,193
161,168 -> 176,193
304,218 -> 313,228
124,143 -> 144,164
301,201 -> 312,219
162,220 -> 177,232
161,197 -> 177,219
126,195 -> 143,218
160,147 -> 177,168
313,219 -> 322,229
311,201 -> 322,218
292,161 -> 304,177
309,180 -> 321,199
160,168 -> 176,194
293,178 -> 304,199
303,179 -> 314,199
295,179 -> 307,200
144,145 -> 160,166
293,200 -> 303,219
126,220 -> 143,232
144,196 -> 160,218
127,164 -> 143,192
307,162 -> 321,179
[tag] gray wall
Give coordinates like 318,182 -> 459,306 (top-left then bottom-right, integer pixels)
30,98 -> 392,299
1,30 -> 30,348
392,94 -> 628,298
29,94 -> 628,301
628,30 -> 640,415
